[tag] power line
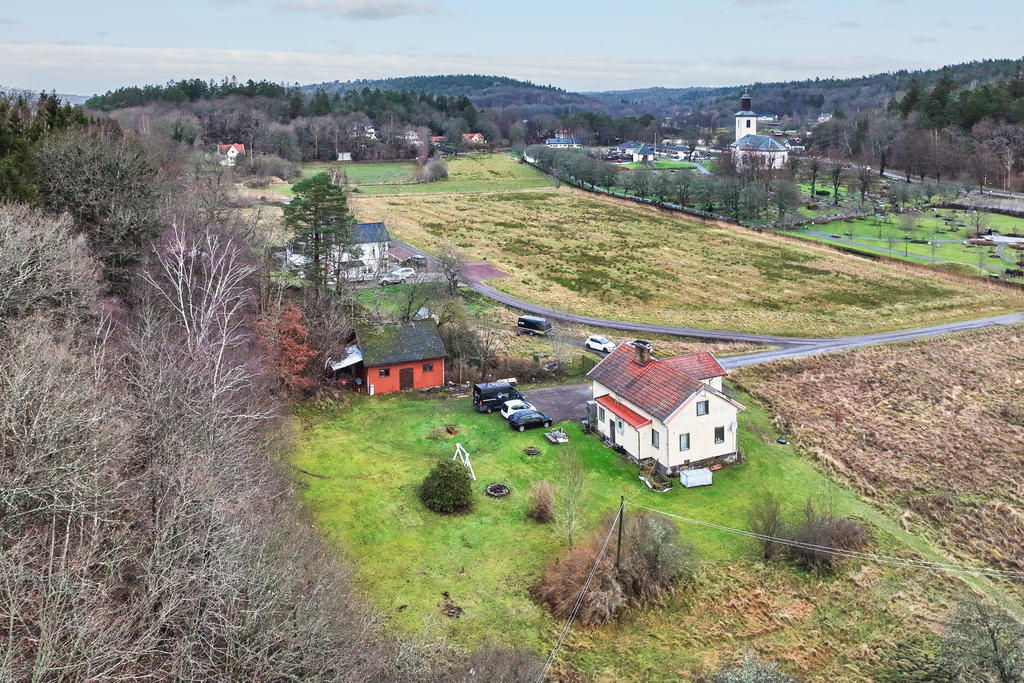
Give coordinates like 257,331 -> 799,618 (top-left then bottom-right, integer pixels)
625,502 -> 1024,580
536,501 -> 622,683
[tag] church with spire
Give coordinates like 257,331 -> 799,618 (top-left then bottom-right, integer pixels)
729,90 -> 788,169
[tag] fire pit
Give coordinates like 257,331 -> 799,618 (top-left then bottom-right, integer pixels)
485,483 -> 510,498
523,446 -> 541,457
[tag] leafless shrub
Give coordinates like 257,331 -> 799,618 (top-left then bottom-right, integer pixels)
617,511 -> 698,603
748,491 -> 785,561
0,204 -> 99,321
531,540 -> 624,625
418,158 -> 449,183
787,499 -> 869,571
527,481 -> 556,523
450,645 -> 544,682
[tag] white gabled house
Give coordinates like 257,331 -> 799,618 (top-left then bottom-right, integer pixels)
278,220 -> 392,283
217,143 -> 245,166
587,343 -> 745,476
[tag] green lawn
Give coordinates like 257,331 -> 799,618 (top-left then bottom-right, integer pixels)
620,160 -> 695,170
292,388 -> 972,680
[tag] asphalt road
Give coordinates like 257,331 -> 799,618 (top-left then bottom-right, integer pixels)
392,238 -> 1024,358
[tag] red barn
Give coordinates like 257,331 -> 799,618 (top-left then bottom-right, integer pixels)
354,320 -> 447,395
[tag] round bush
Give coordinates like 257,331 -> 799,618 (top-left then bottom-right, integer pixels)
419,459 -> 474,513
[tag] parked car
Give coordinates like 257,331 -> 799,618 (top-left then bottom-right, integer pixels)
473,380 -> 523,413
508,409 -> 552,432
516,315 -> 552,336
584,335 -> 616,352
380,267 -> 415,285
500,399 -> 536,419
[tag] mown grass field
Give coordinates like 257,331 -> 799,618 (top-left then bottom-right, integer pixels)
352,186 -> 1024,337
735,324 -> 1024,605
292,389 -> 969,681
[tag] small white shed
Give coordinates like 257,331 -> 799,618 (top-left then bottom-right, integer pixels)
680,468 -> 712,488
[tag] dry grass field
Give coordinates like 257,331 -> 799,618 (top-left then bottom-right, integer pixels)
735,324 -> 1024,594
352,187 -> 1024,337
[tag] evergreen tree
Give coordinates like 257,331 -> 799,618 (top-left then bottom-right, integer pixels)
283,172 -> 355,290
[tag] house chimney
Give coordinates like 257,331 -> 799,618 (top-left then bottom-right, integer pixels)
633,340 -> 652,365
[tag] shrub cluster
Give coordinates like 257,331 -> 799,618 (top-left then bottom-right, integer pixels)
527,480 -> 555,523
419,459 -> 474,513
748,494 -> 869,572
531,511 -> 697,624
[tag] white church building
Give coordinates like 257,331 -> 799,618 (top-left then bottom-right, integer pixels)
730,91 -> 788,170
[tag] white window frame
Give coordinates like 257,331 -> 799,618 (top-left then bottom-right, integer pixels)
679,433 -> 690,451
651,429 -> 660,449
598,407 -> 606,422
714,426 -> 725,444
697,400 -> 709,416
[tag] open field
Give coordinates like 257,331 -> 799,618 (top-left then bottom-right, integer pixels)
620,160 -> 695,170
260,154 -> 554,199
352,187 -> 1024,337
734,324 -> 1024,601
292,388 -> 967,681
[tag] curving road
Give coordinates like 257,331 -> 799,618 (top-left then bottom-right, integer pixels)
392,238 -> 1024,367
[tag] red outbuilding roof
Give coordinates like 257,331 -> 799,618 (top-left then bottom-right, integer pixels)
661,350 -> 727,380
595,394 -> 651,428
218,143 -> 245,154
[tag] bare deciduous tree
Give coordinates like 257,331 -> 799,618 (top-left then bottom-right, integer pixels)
437,242 -> 465,299
556,447 -> 587,550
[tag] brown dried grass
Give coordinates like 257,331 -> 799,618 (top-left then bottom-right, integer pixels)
737,324 -> 1024,575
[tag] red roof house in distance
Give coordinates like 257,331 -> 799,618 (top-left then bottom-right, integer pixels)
587,342 -> 743,476
462,132 -> 486,145
217,143 -> 245,166
353,320 -> 447,395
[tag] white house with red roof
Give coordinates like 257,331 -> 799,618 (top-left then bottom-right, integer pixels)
217,143 -> 245,166
462,132 -> 486,145
586,342 -> 745,476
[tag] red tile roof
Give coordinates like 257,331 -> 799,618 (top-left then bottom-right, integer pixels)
587,345 -> 707,423
595,394 -> 651,428
661,351 -> 727,380
218,143 -> 245,154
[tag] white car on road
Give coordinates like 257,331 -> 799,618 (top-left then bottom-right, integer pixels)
500,399 -> 536,420
584,335 -> 616,353
379,267 -> 415,285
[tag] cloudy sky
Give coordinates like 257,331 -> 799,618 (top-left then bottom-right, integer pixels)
1,0 -> 1020,95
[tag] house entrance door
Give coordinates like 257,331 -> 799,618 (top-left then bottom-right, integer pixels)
609,421 -> 616,445
399,367 -> 414,390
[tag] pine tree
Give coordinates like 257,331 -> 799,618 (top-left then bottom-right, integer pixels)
283,173 -> 355,290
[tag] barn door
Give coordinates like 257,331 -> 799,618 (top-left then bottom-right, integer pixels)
399,367 -> 414,390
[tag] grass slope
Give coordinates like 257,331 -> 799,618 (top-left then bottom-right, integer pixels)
353,186 -> 1024,337
293,389 -> 966,681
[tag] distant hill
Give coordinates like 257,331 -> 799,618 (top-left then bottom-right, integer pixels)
303,74 -> 602,110
591,58 -> 1024,121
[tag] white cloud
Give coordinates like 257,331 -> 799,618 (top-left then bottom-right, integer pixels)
832,20 -> 862,29
276,0 -> 443,20
0,42 -> 945,95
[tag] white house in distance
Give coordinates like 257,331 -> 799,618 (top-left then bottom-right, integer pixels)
545,136 -> 582,148
730,91 -> 788,169
587,342 -> 745,476
279,221 -> 392,282
217,143 -> 245,166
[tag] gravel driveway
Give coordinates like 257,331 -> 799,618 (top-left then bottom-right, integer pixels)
522,383 -> 592,422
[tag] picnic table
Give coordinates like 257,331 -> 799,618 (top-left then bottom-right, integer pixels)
544,429 -> 569,444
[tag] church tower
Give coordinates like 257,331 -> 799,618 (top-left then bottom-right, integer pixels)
735,89 -> 757,142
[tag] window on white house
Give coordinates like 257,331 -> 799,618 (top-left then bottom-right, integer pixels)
746,119 -> 751,128
617,419 -> 624,433
598,407 -> 605,422
379,368 -> 390,378
697,400 -> 709,416
651,430 -> 660,449
679,433 -> 690,451
714,426 -> 725,444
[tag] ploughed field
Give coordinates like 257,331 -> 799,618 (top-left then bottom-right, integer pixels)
735,324 -> 1024,602
352,186 -> 1024,337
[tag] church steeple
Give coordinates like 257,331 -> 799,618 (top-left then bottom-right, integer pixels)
735,89 -> 757,142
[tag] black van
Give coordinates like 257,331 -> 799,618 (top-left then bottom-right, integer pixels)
473,381 -> 523,413
516,315 -> 553,336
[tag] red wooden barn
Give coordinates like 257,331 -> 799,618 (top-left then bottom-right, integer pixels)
354,320 -> 447,395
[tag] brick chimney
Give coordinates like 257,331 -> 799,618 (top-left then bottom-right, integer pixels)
633,340 -> 652,365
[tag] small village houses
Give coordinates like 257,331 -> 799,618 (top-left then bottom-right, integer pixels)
462,132 -> 486,145
545,136 -> 582,148
587,343 -> 745,476
217,143 -> 245,166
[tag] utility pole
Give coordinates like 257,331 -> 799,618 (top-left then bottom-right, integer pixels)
615,495 -> 624,571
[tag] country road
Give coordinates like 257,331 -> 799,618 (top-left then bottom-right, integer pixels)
392,238 -> 1024,359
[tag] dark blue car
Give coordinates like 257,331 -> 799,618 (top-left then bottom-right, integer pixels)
508,409 -> 552,432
